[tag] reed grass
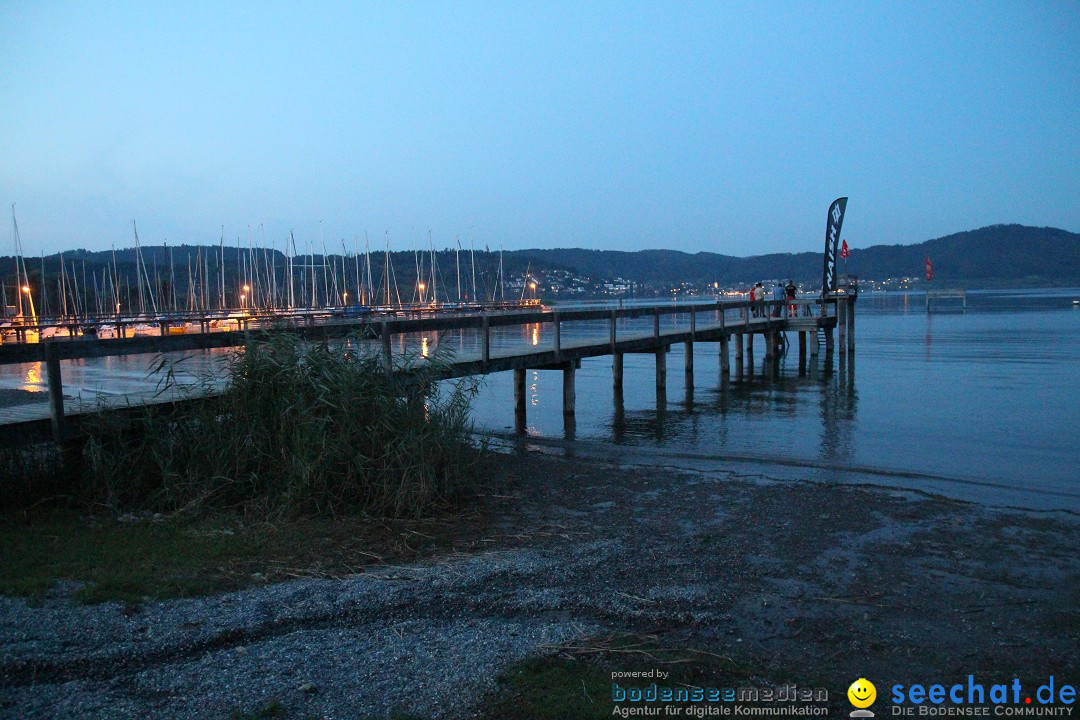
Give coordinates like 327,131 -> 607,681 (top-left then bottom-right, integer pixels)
78,333 -> 483,518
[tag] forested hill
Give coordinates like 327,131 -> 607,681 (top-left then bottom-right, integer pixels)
3,224 -> 1078,293
507,225 -> 1080,286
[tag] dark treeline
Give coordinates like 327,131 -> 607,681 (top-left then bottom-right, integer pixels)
2,224 -> 1078,315
508,224 -> 1080,287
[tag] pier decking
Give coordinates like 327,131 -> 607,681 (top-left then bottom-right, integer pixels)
0,296 -> 855,449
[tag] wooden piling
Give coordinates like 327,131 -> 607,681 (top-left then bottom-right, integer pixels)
846,298 -> 855,353
563,365 -> 576,418
837,299 -> 847,355
45,343 -> 66,443
798,331 -> 807,376
553,311 -> 561,359
734,333 -> 744,375
613,352 -> 624,395
514,367 -> 526,432
720,334 -> 730,376
380,320 -> 392,374
481,314 -> 490,369
656,346 -> 667,394
684,340 -> 694,390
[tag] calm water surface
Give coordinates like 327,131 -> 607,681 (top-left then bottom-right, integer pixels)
469,289 -> 1080,510
3,289 -> 1077,510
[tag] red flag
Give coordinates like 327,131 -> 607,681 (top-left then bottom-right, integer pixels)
840,239 -> 850,259
925,256 -> 933,282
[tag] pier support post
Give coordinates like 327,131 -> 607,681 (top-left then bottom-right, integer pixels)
735,333 -> 744,375
563,365 -> 576,419
846,298 -> 855,353
720,334 -> 730,376
513,367 -> 526,432
380,321 -> 393,374
764,331 -> 775,361
655,347 -> 667,397
481,314 -> 490,370
46,342 -> 66,443
810,329 -> 819,357
798,331 -> 807,376
825,327 -> 835,353
684,340 -> 694,390
553,311 -> 561,359
613,352 -> 624,396
837,299 -> 847,356
609,310 -> 617,350
746,332 -> 754,369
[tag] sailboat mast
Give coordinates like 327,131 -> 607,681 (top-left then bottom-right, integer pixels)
469,239 -> 477,303
455,237 -> 462,303
364,233 -> 373,306
219,229 -> 225,311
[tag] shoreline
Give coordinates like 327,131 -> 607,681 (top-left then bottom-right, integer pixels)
2,449 -> 1077,718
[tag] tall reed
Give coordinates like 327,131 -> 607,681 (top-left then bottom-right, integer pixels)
84,333 -> 482,518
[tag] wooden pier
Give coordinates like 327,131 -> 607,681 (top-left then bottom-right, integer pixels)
926,288 -> 967,312
0,296 -> 855,449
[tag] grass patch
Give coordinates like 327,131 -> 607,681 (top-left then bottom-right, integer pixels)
475,632 -> 838,720
0,504 -> 493,604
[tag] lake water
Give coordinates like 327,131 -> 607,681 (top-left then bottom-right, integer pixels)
469,289 -> 1080,511
3,289 -> 1078,511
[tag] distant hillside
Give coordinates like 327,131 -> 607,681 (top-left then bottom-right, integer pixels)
507,225 -> 1080,287
2,225 -> 1078,309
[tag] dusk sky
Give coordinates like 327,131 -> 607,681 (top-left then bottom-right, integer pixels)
1,1 -> 1077,257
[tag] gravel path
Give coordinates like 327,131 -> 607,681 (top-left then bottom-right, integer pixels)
2,450 -> 1078,718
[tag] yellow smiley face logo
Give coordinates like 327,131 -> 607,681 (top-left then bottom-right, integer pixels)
848,678 -> 876,708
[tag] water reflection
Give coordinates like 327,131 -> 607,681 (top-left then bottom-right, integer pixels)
21,362 -> 43,392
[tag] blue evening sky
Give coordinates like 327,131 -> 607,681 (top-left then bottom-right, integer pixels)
1,1 -> 1077,256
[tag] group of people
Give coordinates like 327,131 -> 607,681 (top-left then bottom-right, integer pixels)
749,280 -> 799,318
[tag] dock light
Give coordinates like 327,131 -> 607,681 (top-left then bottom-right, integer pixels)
343,291 -> 348,303
418,282 -> 426,291
22,285 -> 30,293
529,281 -> 537,291
243,284 -> 250,293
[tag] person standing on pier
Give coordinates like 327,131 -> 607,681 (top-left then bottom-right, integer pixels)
785,280 -> 797,317
771,281 -> 784,317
